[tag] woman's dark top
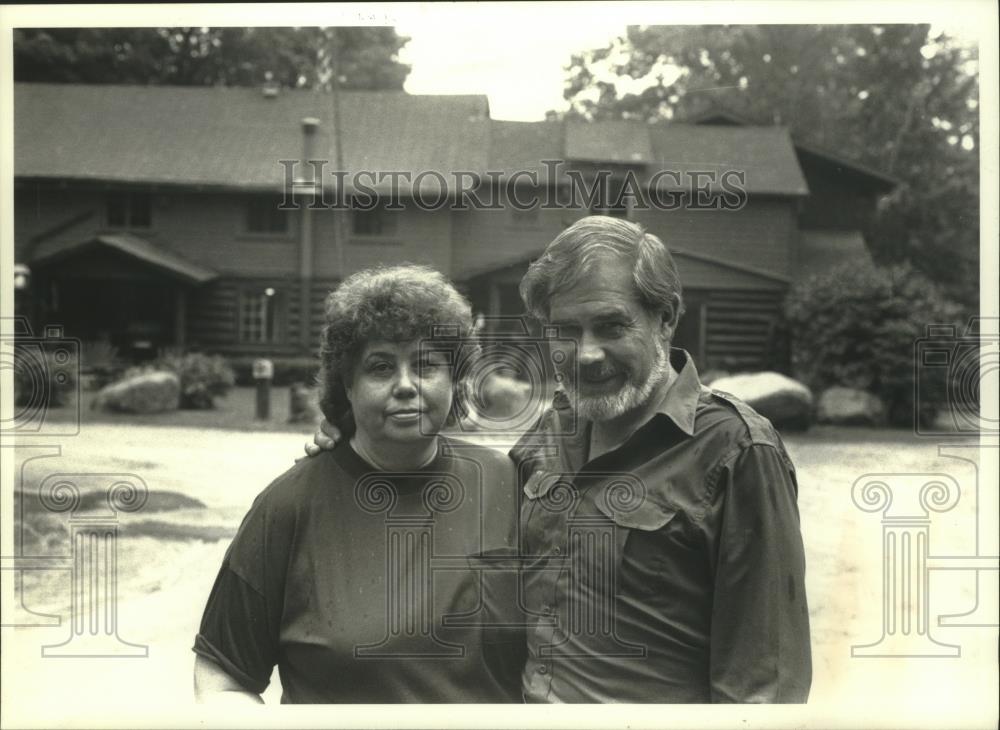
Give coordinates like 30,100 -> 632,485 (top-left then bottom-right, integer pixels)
193,436 -> 525,703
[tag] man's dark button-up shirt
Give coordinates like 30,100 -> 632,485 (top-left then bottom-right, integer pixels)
510,349 -> 811,703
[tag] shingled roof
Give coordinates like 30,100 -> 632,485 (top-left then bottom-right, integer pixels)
486,119 -> 807,195
16,82 -> 823,197
14,83 -> 489,191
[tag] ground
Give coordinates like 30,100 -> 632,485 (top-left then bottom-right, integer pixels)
2,389 -> 997,726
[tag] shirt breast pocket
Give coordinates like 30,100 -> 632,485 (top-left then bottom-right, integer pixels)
586,489 -> 680,597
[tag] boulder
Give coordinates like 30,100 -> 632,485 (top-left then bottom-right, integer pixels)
698,369 -> 731,386
711,371 -> 813,431
288,383 -> 320,424
817,387 -> 886,426
93,371 -> 180,414
460,373 -> 534,431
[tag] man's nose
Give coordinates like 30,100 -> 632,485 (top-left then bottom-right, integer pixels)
576,333 -> 605,366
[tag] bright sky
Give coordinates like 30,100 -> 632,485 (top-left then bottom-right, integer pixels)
392,5 -> 980,122
395,18 -> 628,121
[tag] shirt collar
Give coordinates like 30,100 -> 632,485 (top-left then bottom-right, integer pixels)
651,348 -> 701,437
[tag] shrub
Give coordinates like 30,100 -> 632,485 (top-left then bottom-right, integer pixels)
80,340 -> 126,389
151,351 -> 235,409
785,260 -> 963,427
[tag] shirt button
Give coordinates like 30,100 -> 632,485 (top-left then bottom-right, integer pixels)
541,605 -> 552,615
553,546 -> 562,555
538,665 -> 548,674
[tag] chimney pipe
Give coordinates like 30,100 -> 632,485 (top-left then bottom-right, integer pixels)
301,117 -> 321,184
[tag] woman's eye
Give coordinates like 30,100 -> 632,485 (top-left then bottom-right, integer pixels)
369,362 -> 394,376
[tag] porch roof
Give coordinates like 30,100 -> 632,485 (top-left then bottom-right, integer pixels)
31,233 -> 219,284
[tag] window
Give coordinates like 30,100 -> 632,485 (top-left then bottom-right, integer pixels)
246,195 -> 290,234
238,286 -> 285,344
107,192 -> 152,228
352,199 -> 400,237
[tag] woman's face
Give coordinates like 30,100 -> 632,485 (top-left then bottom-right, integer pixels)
346,339 -> 454,443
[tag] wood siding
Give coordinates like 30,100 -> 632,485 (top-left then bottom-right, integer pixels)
450,190 -> 798,283
701,288 -> 789,372
311,204 -> 453,278
16,183 -> 300,276
631,197 -> 798,279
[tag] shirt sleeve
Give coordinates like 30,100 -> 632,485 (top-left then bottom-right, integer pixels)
192,493 -> 288,694
708,442 -> 812,703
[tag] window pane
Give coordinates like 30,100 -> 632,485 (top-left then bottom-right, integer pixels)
247,196 -> 289,233
353,208 -> 382,235
107,193 -> 128,227
129,193 -> 152,228
352,199 -> 399,236
239,288 -> 283,343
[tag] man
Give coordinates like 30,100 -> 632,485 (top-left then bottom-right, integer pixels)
309,215 -> 811,703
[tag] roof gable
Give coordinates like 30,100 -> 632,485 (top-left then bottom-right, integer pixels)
32,232 -> 218,283
683,103 -> 898,192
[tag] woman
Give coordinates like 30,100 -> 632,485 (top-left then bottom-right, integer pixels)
193,265 -> 523,703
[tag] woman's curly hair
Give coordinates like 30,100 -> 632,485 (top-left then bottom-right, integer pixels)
317,264 -> 477,437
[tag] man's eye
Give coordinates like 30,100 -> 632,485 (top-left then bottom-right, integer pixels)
600,322 -> 627,337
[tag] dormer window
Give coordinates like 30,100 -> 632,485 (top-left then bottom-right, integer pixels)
107,192 -> 152,228
246,195 -> 290,234
352,199 -> 399,237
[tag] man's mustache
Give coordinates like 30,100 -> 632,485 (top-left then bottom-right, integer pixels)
576,365 -> 621,381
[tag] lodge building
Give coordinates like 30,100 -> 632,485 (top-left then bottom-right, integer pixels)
13,82 -> 896,371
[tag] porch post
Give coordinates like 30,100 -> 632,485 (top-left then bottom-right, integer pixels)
298,117 -> 320,351
173,288 -> 186,348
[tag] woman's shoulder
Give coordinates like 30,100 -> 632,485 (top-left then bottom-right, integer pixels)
247,451 -> 346,517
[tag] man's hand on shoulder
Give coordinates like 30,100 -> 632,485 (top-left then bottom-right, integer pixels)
301,419 -> 342,458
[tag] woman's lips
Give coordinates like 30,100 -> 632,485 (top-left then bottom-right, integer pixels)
387,410 -> 422,423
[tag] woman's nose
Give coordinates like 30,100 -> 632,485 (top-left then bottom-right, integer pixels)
393,366 -> 418,396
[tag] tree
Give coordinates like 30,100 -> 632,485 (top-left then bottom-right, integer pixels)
559,25 -> 980,311
13,27 -> 410,90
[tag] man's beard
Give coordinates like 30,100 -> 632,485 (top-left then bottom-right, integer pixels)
569,340 -> 670,422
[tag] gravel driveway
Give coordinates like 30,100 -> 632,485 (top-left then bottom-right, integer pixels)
3,423 -> 995,726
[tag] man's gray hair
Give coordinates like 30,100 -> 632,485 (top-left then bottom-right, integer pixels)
519,216 -> 685,321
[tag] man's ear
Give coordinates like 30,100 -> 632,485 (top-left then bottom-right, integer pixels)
659,294 -> 681,338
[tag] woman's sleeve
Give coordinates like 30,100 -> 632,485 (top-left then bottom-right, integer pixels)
192,493 -> 289,694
